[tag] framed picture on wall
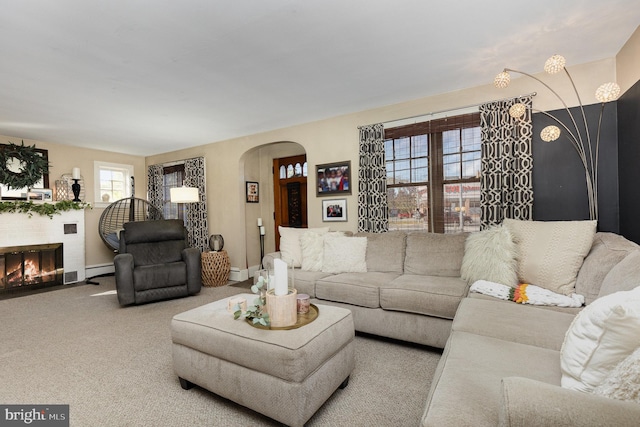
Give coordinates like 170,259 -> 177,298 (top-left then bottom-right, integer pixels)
316,161 -> 351,196
246,181 -> 259,203
322,199 -> 347,222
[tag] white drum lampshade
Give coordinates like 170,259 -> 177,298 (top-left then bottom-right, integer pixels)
170,187 -> 199,203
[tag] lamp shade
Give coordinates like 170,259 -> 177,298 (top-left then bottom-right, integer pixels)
544,55 -> 566,74
170,187 -> 199,203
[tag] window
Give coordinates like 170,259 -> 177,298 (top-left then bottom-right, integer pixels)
385,113 -> 481,233
162,164 -> 186,220
93,161 -> 134,207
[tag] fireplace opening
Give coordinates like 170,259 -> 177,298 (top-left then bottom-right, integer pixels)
1,243 -> 64,295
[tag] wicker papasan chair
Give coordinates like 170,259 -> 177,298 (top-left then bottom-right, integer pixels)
98,197 -> 164,252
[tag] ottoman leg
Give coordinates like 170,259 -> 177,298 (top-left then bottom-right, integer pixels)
179,377 -> 194,390
339,376 -> 350,389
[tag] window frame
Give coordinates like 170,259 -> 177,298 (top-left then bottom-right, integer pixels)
93,161 -> 134,208
385,112 -> 481,233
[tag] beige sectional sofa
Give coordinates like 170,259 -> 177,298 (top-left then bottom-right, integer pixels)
264,230 -> 470,349
264,223 -> 640,425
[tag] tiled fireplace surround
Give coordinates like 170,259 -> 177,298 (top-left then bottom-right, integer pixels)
1,210 -> 86,289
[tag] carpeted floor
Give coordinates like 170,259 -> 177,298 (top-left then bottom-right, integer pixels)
0,277 -> 441,426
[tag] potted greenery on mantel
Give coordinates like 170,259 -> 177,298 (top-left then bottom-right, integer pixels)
0,200 -> 91,218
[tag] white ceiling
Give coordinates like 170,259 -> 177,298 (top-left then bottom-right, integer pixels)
1,1 -> 638,156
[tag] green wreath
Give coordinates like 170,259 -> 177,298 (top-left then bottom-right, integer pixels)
0,141 -> 49,190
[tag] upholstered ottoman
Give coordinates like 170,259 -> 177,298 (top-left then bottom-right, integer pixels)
171,293 -> 355,427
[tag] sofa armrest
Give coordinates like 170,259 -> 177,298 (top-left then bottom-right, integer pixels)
499,377 -> 640,427
182,247 -> 202,294
262,252 -> 281,269
114,253 -> 135,306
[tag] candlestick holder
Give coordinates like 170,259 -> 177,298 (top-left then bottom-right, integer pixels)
258,225 -> 265,268
71,179 -> 81,202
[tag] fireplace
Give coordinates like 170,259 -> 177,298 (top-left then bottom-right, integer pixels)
1,243 -> 64,294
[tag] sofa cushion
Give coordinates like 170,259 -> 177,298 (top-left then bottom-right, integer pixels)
279,226 -> 329,268
381,275 -> 467,320
452,298 -> 574,351
291,269 -> 333,298
561,287 -> 640,393
598,250 -> 640,299
503,219 -> 596,296
593,346 -> 640,403
404,232 -> 468,277
576,232 -> 640,304
315,272 -> 400,308
422,331 -> 561,427
321,236 -> 367,274
355,231 -> 406,273
461,225 -> 517,287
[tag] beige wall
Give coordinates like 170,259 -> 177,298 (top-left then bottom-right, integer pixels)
617,25 -> 640,94
146,58 -> 618,275
0,135 -> 146,269
3,49 -> 633,279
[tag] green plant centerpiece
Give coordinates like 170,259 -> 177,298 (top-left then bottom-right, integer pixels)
0,141 -> 49,190
0,200 -> 91,218
234,275 -> 270,326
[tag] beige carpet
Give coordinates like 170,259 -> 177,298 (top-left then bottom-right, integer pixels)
0,277 -> 441,426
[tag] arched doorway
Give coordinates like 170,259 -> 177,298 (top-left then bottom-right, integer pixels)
241,142 -> 306,273
273,154 -> 308,250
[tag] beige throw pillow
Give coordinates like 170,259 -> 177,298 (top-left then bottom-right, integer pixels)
503,219 -> 596,295
322,236 -> 367,274
461,225 -> 518,287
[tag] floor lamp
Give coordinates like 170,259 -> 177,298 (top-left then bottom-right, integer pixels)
170,186 -> 200,245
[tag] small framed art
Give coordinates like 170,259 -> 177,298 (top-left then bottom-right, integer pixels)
246,181 -> 259,203
322,199 -> 347,222
316,160 -> 351,196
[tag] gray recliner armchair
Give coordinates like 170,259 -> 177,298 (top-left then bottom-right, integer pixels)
114,219 -> 202,306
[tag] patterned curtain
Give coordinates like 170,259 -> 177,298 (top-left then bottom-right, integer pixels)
147,164 -> 164,211
479,95 -> 534,228
358,123 -> 389,233
184,157 -> 209,252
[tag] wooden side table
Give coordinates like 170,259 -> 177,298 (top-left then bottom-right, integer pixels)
201,250 -> 230,287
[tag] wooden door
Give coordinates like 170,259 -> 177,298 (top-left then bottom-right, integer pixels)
273,155 -> 307,250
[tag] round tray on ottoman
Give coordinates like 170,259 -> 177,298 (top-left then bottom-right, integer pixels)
171,294 -> 355,427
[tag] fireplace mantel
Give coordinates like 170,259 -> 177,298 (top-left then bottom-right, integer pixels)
0,210 -> 85,284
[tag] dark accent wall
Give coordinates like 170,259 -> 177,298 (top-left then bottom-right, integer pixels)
532,103 -> 619,233
617,79 -> 640,244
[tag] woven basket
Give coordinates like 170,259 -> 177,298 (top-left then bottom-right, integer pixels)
201,251 -> 230,287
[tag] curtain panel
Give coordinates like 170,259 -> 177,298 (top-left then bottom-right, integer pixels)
147,158 -> 208,252
184,157 -> 209,252
147,164 -> 164,212
479,96 -> 534,228
357,123 -> 389,233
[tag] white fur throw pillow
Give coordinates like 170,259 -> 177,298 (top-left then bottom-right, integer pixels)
300,231 -> 344,271
461,225 -> 518,287
279,226 -> 329,267
560,287 -> 640,393
322,236 -> 367,274
593,346 -> 640,403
